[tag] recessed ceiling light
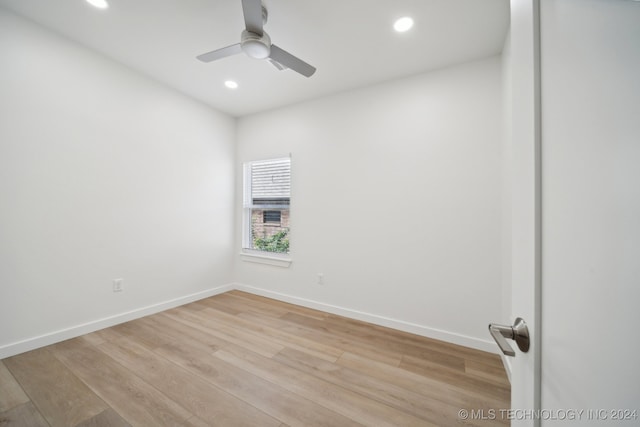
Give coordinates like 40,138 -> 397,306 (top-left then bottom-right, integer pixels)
86,0 -> 109,9
393,16 -> 414,33
224,80 -> 239,90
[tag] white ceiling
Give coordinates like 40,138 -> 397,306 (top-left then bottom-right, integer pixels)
0,0 -> 509,117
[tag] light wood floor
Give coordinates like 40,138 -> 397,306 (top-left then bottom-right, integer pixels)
0,291 -> 510,426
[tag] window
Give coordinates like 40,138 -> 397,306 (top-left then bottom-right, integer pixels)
243,157 -> 290,255
263,211 -> 281,224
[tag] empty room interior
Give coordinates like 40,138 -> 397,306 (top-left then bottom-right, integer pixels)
1,0 -> 639,426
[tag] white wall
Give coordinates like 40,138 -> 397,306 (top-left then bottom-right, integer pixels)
540,0 -> 640,421
0,9 -> 236,357
235,57 -> 504,351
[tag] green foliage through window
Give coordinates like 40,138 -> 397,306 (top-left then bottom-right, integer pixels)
253,228 -> 290,254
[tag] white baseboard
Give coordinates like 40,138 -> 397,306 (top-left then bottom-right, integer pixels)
234,283 -> 499,354
1,282 -> 500,359
0,284 -> 234,359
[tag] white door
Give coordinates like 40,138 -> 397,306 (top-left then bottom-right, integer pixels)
539,0 -> 640,423
508,0 -> 541,424
506,0 -> 640,426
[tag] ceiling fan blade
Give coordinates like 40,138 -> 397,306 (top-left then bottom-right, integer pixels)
268,58 -> 287,71
242,0 -> 264,35
196,43 -> 242,63
269,45 -> 316,77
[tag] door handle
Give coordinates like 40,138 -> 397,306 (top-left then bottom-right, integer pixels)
488,317 -> 530,356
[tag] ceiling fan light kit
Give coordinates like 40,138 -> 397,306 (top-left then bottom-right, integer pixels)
241,30 -> 271,59
196,0 -> 316,77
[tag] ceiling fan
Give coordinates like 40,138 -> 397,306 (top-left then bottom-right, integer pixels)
196,0 -> 316,78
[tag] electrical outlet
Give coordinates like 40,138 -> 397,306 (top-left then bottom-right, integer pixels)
113,278 -> 123,292
317,273 -> 324,285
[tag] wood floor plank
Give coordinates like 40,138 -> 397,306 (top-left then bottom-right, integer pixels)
4,347 -> 108,427
181,415 -> 216,427
280,310 -> 487,376
51,339 -> 192,426
214,345 -> 435,427
212,293 -> 291,318
138,313 -> 225,355
81,328 -> 125,346
465,359 -> 511,387
274,347 -> 476,426
180,300 -> 211,312
337,351 -> 509,420
275,313 -> 405,367
97,337 -> 282,427
110,319 -> 174,350
75,408 -> 131,427
400,354 -> 510,403
80,332 -> 107,346
237,310 -> 403,367
319,314 -> 470,371
227,291 -> 331,320
155,339 -> 363,427
200,306 -> 343,362
0,361 -> 29,413
194,297 -> 243,315
0,402 -> 49,427
328,313 -> 505,370
162,307 -> 285,358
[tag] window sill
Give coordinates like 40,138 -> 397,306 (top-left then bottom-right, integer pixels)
240,252 -> 292,268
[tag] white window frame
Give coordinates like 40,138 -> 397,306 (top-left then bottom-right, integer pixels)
241,156 -> 292,267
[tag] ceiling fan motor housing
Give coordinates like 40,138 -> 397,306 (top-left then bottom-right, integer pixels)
241,29 -> 271,59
